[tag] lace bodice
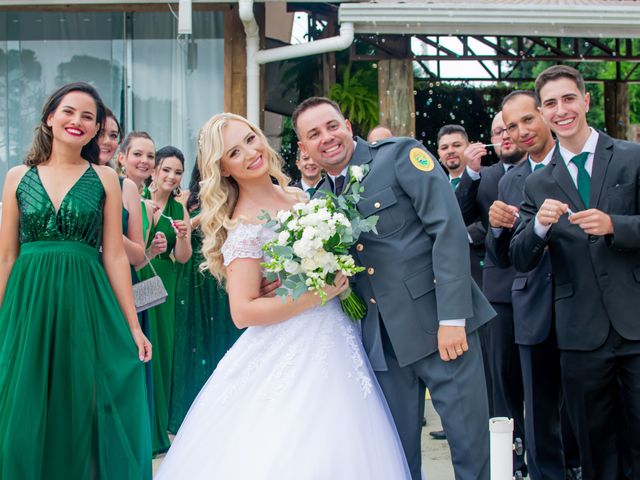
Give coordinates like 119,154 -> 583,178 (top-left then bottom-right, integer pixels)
221,222 -> 275,266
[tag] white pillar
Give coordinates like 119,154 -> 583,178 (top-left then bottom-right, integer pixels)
489,417 -> 514,480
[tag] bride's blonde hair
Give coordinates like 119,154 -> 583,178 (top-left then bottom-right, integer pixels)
198,112 -> 299,282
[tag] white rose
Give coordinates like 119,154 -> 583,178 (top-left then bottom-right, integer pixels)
277,231 -> 290,245
302,226 -> 317,240
277,210 -> 292,223
301,257 -> 319,272
350,165 -> 364,182
283,260 -> 301,274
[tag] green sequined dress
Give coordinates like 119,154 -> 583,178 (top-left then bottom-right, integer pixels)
168,208 -> 243,433
0,166 -> 152,480
138,194 -> 183,455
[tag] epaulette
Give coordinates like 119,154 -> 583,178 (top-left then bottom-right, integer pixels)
368,137 -> 400,148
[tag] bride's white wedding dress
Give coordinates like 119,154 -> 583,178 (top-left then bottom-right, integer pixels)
156,223 -> 410,479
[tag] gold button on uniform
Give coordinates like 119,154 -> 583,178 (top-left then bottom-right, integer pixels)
370,298 -> 377,304
374,202 -> 381,209
367,267 -> 375,275
356,243 -> 364,252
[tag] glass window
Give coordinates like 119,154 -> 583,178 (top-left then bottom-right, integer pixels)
0,9 -> 224,189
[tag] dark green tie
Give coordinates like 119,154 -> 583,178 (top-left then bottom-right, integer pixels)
571,152 -> 591,207
450,177 -> 461,190
306,187 -> 317,198
533,163 -> 544,171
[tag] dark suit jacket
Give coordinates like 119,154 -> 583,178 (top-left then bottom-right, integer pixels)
510,132 -> 640,351
486,160 -> 553,345
456,162 -> 518,303
317,137 -> 495,369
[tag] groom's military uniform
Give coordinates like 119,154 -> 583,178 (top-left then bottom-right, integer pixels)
318,137 -> 495,480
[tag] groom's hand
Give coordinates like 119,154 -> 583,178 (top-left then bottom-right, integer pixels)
259,278 -> 281,298
437,326 -> 469,362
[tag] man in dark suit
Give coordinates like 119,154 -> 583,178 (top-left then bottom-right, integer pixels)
455,112 -> 528,476
510,65 -> 640,479
291,150 -> 322,197
293,97 -> 495,480
432,124 -> 490,441
486,90 -> 580,480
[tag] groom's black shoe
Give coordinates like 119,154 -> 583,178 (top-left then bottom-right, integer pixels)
429,430 -> 446,440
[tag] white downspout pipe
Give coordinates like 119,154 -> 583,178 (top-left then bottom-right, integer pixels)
238,0 -> 354,125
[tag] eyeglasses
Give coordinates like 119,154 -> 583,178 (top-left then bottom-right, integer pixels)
491,127 -> 509,137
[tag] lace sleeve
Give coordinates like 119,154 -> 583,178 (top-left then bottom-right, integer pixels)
221,223 -> 265,266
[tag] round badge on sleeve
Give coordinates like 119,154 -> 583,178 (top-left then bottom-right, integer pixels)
409,148 -> 435,172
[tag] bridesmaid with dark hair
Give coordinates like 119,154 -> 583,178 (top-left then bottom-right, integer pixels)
168,162 -> 243,432
0,82 -> 152,479
140,145 -> 192,455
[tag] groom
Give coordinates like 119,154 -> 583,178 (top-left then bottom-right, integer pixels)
293,97 -> 495,480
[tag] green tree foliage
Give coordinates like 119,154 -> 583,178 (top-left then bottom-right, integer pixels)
328,63 -> 379,137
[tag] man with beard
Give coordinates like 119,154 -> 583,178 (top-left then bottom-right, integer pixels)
486,91 -> 581,480
430,125 -> 492,442
456,111 -> 528,477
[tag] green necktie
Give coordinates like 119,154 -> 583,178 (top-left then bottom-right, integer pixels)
533,163 -> 544,171
571,152 -> 591,208
450,177 -> 461,190
306,187 -> 317,198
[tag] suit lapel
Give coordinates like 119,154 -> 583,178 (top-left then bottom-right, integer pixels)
589,132 -> 614,209
550,146 -> 584,210
350,137 -> 373,168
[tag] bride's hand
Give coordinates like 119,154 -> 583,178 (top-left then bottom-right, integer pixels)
321,273 -> 350,302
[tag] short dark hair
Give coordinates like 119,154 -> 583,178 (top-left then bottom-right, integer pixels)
291,97 -> 343,136
535,65 -> 586,98
502,90 -> 540,109
437,124 -> 468,144
26,82 -> 106,166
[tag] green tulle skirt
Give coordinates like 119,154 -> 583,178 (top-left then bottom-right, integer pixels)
0,241 -> 152,480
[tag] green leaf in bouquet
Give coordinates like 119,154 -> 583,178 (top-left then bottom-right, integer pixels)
275,287 -> 289,303
292,283 -> 308,300
337,196 -> 348,210
272,245 -> 294,259
263,271 -> 278,282
263,219 -> 278,229
283,278 -> 298,289
257,210 -> 272,222
326,271 -> 336,285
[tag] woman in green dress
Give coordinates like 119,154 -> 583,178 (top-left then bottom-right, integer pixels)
140,146 -> 191,455
100,120 -> 156,427
168,163 -> 243,433
0,82 -> 152,479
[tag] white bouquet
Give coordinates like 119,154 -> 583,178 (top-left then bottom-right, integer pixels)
259,165 -> 377,320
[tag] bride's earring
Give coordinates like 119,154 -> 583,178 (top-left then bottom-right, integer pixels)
173,186 -> 182,197
149,180 -> 158,193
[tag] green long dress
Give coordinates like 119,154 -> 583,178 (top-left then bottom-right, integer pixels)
168,207 -> 243,433
138,194 -> 183,455
0,165 -> 151,480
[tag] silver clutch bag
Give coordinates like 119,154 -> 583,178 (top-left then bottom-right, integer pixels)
133,257 -> 168,313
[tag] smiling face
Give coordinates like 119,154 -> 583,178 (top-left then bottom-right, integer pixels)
295,151 -> 322,185
98,116 -> 120,165
491,112 -> 525,164
154,156 -> 184,194
539,77 -> 590,145
46,91 -> 99,149
503,94 -> 555,160
219,119 -> 269,183
295,102 -> 354,176
119,137 -> 156,186
437,132 -> 469,176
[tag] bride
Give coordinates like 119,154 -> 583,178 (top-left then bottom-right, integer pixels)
155,113 -> 410,479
